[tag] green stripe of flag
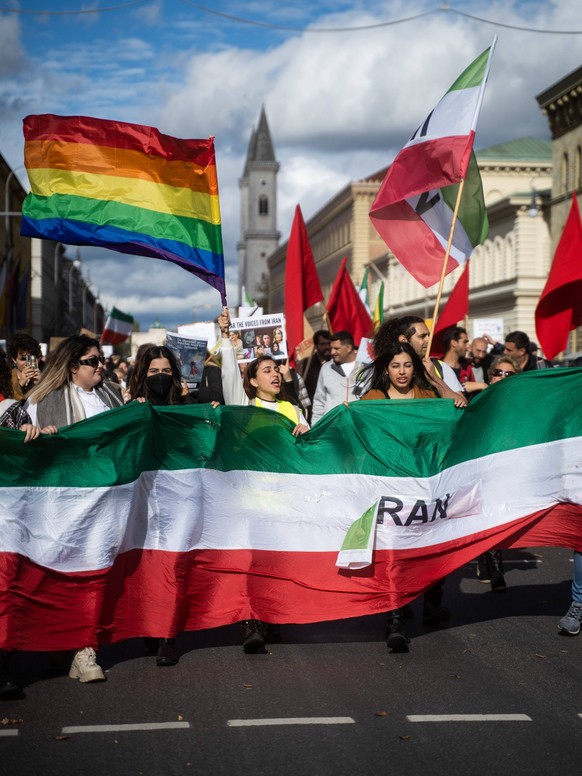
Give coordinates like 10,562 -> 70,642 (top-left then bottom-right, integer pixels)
448,46 -> 492,92
22,193 -> 224,254
440,152 -> 489,246
1,370 -> 582,489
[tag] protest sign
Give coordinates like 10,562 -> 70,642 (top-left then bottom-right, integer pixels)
165,331 -> 208,388
229,313 -> 287,363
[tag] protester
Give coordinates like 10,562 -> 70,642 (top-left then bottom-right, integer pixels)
128,344 -> 194,408
311,331 -> 363,423
360,342 -> 450,652
468,337 -> 492,383
7,333 -> 42,400
485,330 -> 544,372
441,326 -> 487,397
127,344 -> 196,666
219,310 -> 308,653
475,355 -> 522,590
559,552 -> 582,636
373,317 -> 467,407
297,329 -> 331,405
189,352 -> 224,405
24,334 -> 123,683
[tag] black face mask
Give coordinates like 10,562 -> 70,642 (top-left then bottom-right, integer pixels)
146,373 -> 174,401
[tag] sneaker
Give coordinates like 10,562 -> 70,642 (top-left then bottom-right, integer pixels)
68,647 -> 106,683
558,601 -> 582,635
385,611 -> 410,652
242,620 -> 266,654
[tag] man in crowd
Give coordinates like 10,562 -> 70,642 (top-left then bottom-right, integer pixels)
8,334 -> 42,400
486,330 -> 545,372
298,329 -> 331,405
468,336 -> 491,383
441,326 -> 473,384
311,331 -> 361,424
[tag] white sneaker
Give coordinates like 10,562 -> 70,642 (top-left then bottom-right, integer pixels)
68,647 -> 106,683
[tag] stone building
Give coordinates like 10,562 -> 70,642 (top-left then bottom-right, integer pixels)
268,137 -> 553,345
536,65 -> 582,352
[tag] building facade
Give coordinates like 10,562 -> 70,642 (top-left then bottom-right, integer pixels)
536,66 -> 582,352
1,151 -> 104,347
268,137 -> 553,347
238,107 -> 280,308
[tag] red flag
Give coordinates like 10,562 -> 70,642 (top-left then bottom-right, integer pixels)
284,205 -> 323,365
535,196 -> 582,360
430,262 -> 470,357
326,258 -> 373,346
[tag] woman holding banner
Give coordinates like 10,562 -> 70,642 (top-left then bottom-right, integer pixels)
24,334 -> 123,684
359,342 -> 451,652
218,310 -> 308,653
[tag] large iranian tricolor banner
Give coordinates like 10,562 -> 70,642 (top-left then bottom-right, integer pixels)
370,40 -> 495,287
1,368 -> 582,651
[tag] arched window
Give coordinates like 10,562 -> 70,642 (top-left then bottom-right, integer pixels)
258,195 -> 269,215
561,152 -> 569,191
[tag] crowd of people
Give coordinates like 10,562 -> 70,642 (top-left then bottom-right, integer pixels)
0,318 -> 580,697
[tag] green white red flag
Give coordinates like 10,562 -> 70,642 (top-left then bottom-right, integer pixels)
101,305 -> 134,345
370,41 -> 495,287
1,369 -> 582,650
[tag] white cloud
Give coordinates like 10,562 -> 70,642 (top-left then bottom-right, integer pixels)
1,0 -> 581,332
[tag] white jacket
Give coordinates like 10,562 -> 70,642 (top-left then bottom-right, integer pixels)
311,360 -> 364,424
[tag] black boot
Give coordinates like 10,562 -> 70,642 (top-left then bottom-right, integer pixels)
264,623 -> 282,644
385,609 -> 410,652
241,620 -> 266,654
477,554 -> 491,583
156,638 -> 179,667
422,580 -> 451,626
0,650 -> 19,700
489,550 -> 506,592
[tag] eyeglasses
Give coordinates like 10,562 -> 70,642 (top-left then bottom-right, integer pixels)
492,369 -> 516,378
77,356 -> 105,368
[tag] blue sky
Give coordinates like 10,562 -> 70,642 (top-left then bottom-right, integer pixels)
1,0 -> 580,332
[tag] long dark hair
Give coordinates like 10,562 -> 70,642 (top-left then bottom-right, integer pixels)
129,345 -> 184,405
242,355 -> 290,401
359,341 -> 433,395
373,316 -> 425,356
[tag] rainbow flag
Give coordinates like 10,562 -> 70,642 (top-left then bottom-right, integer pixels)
21,114 -> 226,303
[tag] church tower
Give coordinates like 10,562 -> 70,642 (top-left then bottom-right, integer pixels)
238,107 -> 280,307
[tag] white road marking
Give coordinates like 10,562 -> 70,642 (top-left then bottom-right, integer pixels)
227,717 -> 356,727
61,722 -> 191,734
0,729 -> 19,737
407,714 -> 532,722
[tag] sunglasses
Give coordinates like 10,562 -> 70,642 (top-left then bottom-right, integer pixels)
492,368 -> 516,378
78,355 -> 105,368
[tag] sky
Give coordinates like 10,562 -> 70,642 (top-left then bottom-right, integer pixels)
1,0 -> 581,332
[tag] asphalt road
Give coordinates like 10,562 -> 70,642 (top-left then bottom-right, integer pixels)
2,545 -> 582,776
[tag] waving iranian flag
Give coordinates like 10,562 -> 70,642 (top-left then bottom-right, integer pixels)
370,39 -> 496,288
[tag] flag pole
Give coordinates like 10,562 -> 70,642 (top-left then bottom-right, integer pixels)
426,178 -> 467,358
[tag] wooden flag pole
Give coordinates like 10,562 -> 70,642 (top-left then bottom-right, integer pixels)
426,177 -> 467,358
